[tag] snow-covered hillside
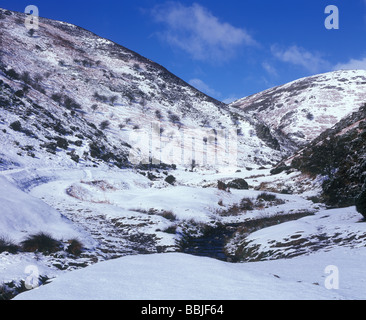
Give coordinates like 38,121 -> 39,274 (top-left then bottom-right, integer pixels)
285,102 -> 366,208
230,70 -> 366,152
0,175 -> 91,244
0,8 -> 282,170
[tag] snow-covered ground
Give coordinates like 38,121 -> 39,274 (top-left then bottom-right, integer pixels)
13,248 -> 366,300
0,165 -> 365,300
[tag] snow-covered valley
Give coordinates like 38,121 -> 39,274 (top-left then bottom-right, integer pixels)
1,165 -> 365,300
1,7 -> 366,301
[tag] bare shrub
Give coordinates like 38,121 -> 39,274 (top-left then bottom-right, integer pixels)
0,236 -> 19,254
21,232 -> 62,255
160,210 -> 177,222
66,239 -> 83,256
99,120 -> 111,130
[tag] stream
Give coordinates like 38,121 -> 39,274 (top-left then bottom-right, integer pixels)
179,224 -> 240,262
179,211 -> 315,262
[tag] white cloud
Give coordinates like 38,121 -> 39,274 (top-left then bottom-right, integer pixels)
271,45 -> 330,73
151,2 -> 257,62
189,78 -> 221,97
262,62 -> 277,76
334,57 -> 366,70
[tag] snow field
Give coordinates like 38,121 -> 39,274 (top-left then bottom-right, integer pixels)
14,251 -> 353,300
1,166 -> 364,300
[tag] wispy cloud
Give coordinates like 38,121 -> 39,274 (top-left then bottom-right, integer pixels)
189,78 -> 221,98
271,45 -> 330,74
151,2 -> 257,62
262,62 -> 277,76
334,56 -> 366,70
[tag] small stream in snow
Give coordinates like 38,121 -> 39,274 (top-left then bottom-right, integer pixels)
179,224 -> 240,262
178,211 -> 316,262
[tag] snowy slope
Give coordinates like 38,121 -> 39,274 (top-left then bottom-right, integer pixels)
230,70 -> 366,152
226,206 -> 366,262
0,175 -> 91,244
13,197 -> 366,300
14,248 -> 366,300
289,103 -> 366,207
0,8 -> 282,169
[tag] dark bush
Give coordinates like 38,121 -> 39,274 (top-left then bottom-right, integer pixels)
89,141 -> 103,158
54,137 -> 68,150
110,95 -> 118,105
9,121 -> 22,132
270,165 -> 291,175
41,142 -> 57,153
239,198 -> 254,211
257,192 -> 286,205
68,151 -> 80,163
51,93 -> 63,103
64,96 -> 81,110
74,140 -> 83,147
160,211 -> 176,222
27,28 -> 35,37
21,232 -> 62,255
218,181 -> 227,191
14,90 -> 24,98
147,172 -> 158,181
66,239 -> 83,256
0,284 -> 14,301
93,92 -> 109,104
5,68 -> 19,80
162,225 -> 177,234
155,110 -> 163,120
168,113 -> 180,124
100,120 -> 110,130
0,236 -> 19,254
257,192 -> 277,202
20,72 -> 32,85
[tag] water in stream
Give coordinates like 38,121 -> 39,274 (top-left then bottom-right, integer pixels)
179,211 -> 315,262
179,224 -> 239,262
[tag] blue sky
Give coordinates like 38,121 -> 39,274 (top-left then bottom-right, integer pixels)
2,1 -> 366,102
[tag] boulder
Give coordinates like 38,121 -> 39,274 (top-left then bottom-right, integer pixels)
227,178 -> 249,190
165,175 -> 176,185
